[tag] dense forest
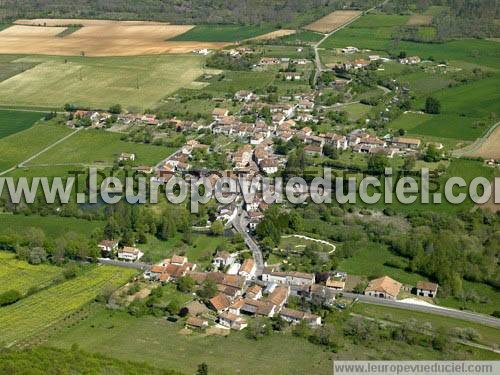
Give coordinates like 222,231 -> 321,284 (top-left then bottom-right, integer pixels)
0,0 -> 376,26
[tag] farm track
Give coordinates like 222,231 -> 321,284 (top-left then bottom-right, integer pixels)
452,121 -> 500,158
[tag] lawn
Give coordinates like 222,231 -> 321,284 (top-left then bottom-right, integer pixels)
342,103 -> 372,122
0,213 -> 104,238
0,122 -> 72,173
27,129 -> 174,167
205,71 -> 276,94
0,109 -> 42,139
170,25 -> 277,42
253,44 -> 314,59
0,265 -> 136,346
0,252 -> 62,295
352,303 -> 500,348
0,55 -> 212,110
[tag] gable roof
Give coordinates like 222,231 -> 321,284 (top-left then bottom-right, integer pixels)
365,276 -> 402,298
209,293 -> 232,311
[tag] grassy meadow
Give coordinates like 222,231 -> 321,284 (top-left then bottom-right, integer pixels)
0,109 -> 42,139
0,265 -> 136,346
0,55 -> 211,110
27,129 -> 174,167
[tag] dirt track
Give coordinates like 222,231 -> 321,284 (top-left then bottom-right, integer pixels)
0,20 -> 229,56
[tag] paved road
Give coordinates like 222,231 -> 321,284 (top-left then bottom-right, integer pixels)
233,209 -> 265,276
340,291 -> 500,328
98,258 -> 151,271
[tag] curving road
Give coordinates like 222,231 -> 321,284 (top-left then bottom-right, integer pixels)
232,209 -> 264,276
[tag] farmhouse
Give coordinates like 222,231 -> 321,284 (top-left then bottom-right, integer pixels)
391,137 -> 421,150
209,293 -> 232,313
117,246 -> 144,262
416,281 -> 439,298
364,276 -> 402,300
240,298 -> 276,317
280,308 -> 321,326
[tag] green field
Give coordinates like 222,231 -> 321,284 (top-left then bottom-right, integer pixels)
27,129 -> 174,167
0,109 -> 42,139
278,30 -> 324,44
171,25 -> 276,42
0,214 -> 104,238
0,55 -> 212,110
0,265 -> 136,346
0,252 -> 62,295
321,14 -> 409,50
0,122 -> 72,173
0,55 -> 39,83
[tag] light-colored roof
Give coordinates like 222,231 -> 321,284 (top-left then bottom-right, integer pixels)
120,246 -> 140,254
365,276 -> 402,298
326,279 -> 345,289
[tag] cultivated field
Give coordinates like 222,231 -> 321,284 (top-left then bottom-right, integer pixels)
0,252 -> 62,295
459,124 -> 500,159
0,109 -> 41,139
248,29 -> 296,41
14,19 -> 169,27
0,122 -> 72,173
0,20 -> 229,56
0,265 -> 136,346
0,55 -> 215,109
171,24 -> 277,42
304,10 -> 361,33
406,14 -> 433,26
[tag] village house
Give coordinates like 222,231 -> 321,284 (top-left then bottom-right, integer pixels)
259,57 -> 280,66
212,108 -> 229,120
304,144 -> 323,157
266,285 -> 290,312
98,239 -> 119,255
364,276 -> 402,300
262,269 -> 315,287
209,293 -> 233,313
218,312 -> 248,330
259,158 -> 279,175
245,284 -> 263,300
186,316 -> 209,329
284,72 -> 301,81
399,56 -> 421,65
240,298 -> 275,317
341,46 -> 359,54
280,308 -> 321,326
324,133 -> 348,150
119,153 -> 136,162
117,246 -> 144,262
234,90 -> 255,102
213,251 -> 237,269
238,258 -> 256,280
415,281 -> 439,298
351,59 -> 370,69
326,275 -> 346,291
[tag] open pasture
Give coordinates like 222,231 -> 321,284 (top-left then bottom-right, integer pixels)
304,10 -> 361,33
0,109 -> 41,139
0,265 -> 135,346
0,20 -> 228,56
26,129 -> 173,167
0,252 -> 62,295
0,54 -> 213,110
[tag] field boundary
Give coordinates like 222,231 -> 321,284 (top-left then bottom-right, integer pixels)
452,121 -> 500,158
